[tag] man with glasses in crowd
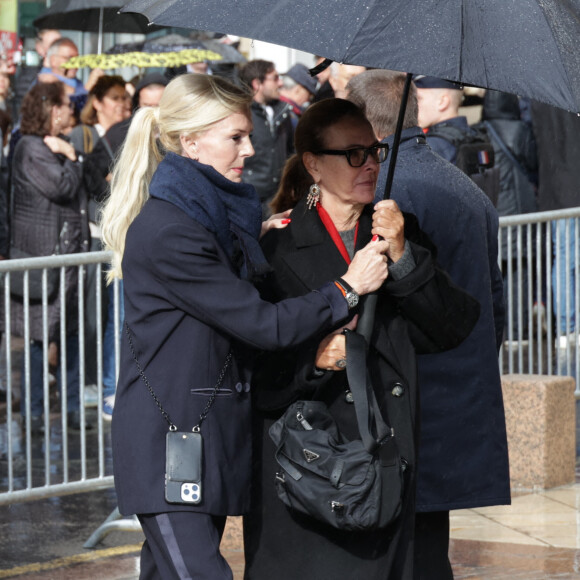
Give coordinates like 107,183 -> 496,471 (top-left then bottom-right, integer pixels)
239,59 -> 294,216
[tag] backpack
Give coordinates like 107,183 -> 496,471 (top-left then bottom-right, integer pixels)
427,122 -> 500,206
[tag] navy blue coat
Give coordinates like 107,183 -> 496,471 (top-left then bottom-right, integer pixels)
377,127 -> 510,512
112,197 -> 350,517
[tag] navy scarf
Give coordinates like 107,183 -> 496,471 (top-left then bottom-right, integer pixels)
149,152 -> 269,278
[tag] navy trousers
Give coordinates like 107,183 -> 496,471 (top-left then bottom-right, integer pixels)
138,512 -> 232,580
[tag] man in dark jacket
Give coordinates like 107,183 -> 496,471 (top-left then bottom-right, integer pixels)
415,75 -> 500,205
481,91 -> 538,340
347,69 -> 510,580
239,59 -> 293,216
414,75 -> 470,163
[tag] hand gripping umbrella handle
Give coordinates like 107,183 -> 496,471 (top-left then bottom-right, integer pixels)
356,72 -> 413,345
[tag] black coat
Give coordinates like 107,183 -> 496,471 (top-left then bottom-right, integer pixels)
242,100 -> 294,203
10,135 -> 89,341
481,92 -> 538,259
112,198 -> 351,517
243,198 -> 479,580
531,100 -> 580,211
378,127 -> 510,512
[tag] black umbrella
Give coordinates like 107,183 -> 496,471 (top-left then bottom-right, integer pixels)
34,0 -> 162,53
121,0 -> 580,113
120,0 -> 580,339
107,33 -> 246,64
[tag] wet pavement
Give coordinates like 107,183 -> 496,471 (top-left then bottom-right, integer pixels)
2,476 -> 580,578
1,340 -> 579,578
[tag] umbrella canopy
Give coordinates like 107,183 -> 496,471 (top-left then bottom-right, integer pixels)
121,0 -> 580,113
34,0 -> 158,34
61,48 -> 223,69
107,33 -> 246,64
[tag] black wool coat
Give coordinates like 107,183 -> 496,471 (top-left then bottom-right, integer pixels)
243,198 -> 479,580
112,197 -> 351,517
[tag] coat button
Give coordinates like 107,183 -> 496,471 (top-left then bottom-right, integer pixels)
391,382 -> 405,397
235,382 -> 243,393
244,383 -> 251,393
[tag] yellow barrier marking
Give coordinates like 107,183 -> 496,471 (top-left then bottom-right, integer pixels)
0,544 -> 142,578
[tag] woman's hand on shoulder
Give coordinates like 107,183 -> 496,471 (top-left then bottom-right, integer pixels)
260,209 -> 292,239
372,200 -> 405,263
43,136 -> 77,162
342,238 -> 390,295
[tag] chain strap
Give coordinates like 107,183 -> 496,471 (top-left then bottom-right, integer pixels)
125,322 -> 232,433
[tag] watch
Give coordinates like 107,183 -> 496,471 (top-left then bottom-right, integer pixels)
334,278 -> 359,309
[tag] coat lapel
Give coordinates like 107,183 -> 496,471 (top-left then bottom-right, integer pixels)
282,198 -> 373,292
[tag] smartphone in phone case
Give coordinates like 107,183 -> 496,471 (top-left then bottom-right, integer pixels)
165,431 -> 203,504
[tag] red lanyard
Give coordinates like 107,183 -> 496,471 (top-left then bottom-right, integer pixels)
316,203 -> 359,265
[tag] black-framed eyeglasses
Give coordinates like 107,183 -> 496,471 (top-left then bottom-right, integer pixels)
315,143 -> 389,167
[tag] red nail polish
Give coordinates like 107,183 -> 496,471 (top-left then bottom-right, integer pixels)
372,234 -> 379,242
282,218 -> 291,224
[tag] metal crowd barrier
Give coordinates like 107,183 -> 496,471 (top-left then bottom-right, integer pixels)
0,208 -> 579,524
0,251 -> 117,505
499,207 -> 580,393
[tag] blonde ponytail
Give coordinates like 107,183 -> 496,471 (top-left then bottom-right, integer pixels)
100,106 -> 161,283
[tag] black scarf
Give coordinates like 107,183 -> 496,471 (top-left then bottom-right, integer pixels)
149,152 -> 269,278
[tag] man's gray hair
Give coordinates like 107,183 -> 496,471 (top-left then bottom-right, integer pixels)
346,69 -> 418,139
46,37 -> 77,58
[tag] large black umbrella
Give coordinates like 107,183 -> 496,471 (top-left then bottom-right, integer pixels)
120,0 -> 580,338
34,0 -> 162,53
121,0 -> 580,113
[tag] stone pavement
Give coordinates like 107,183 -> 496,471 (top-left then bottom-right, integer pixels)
3,480 -> 580,579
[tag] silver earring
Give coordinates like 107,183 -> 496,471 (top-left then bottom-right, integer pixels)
307,183 -> 321,209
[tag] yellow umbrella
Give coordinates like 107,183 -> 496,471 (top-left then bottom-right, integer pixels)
62,48 -> 223,70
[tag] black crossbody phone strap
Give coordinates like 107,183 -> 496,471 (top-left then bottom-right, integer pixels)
125,322 -> 232,432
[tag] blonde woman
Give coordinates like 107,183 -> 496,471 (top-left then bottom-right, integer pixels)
100,73 -> 390,578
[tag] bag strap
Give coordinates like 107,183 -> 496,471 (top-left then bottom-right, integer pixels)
483,121 -> 532,180
345,330 -> 392,453
82,125 -> 95,154
125,321 -> 232,432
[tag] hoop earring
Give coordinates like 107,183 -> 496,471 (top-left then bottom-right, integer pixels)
307,183 -> 321,210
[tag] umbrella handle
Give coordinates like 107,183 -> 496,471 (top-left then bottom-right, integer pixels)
357,72 -> 413,345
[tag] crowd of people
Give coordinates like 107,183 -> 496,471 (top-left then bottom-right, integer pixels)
0,26 -> 576,579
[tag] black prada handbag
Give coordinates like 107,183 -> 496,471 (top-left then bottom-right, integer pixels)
269,330 -> 404,532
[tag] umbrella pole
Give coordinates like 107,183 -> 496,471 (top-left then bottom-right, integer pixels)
356,72 -> 413,344
383,72 -> 413,201
98,7 -> 104,54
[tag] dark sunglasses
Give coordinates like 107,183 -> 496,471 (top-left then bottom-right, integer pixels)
315,143 -> 389,167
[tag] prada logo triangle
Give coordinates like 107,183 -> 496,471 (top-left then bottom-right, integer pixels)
303,448 -> 320,463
